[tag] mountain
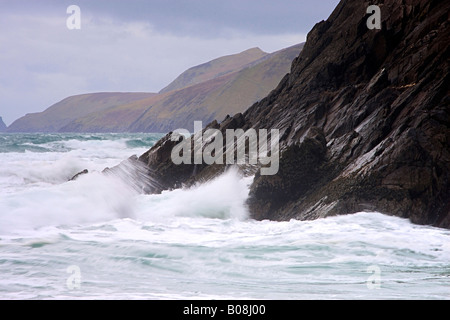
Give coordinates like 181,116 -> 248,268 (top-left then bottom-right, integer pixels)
129,43 -> 304,132
58,43 -> 304,133
7,92 -> 156,133
159,47 -> 268,93
134,0 -> 450,228
0,117 -> 6,132
8,44 -> 303,133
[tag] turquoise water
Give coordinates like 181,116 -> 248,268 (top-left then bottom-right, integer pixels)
0,133 -> 161,154
0,133 -> 449,299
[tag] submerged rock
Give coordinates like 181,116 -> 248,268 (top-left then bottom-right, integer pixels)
69,169 -> 88,181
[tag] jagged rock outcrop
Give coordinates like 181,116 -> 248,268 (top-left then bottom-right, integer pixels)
242,0 -> 450,228
136,0 -> 449,228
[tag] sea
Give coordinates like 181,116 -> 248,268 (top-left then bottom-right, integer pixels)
0,133 -> 449,300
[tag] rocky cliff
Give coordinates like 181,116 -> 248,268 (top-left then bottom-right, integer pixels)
136,0 -> 450,228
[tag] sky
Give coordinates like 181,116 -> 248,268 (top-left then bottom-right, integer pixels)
0,0 -> 340,126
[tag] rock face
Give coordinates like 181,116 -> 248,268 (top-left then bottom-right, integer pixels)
137,0 -> 450,228
243,0 -> 450,228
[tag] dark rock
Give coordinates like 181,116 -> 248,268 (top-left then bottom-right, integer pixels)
248,127 -> 328,220
102,154 -> 161,193
69,169 -> 88,181
133,0 -> 450,229
138,133 -> 199,192
244,0 -> 450,228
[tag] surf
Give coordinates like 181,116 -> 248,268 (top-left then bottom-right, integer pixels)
0,133 -> 449,300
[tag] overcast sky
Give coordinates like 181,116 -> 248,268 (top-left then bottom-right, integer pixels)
0,0 -> 340,125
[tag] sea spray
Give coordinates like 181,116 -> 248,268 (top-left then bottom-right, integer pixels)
135,167 -> 252,222
0,133 -> 449,299
0,133 -> 163,234
0,170 -> 138,235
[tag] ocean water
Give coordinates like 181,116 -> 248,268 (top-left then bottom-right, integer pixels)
0,133 -> 449,300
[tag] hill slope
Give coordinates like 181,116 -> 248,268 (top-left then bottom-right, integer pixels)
60,43 -> 304,133
7,92 -> 156,133
159,47 -> 268,94
8,44 -> 303,133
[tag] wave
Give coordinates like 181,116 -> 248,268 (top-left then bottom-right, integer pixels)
0,133 -> 163,154
1,133 -> 449,300
0,133 -> 164,192
136,167 -> 252,221
0,163 -> 251,235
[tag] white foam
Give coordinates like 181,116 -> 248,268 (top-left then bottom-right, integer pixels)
136,167 -> 252,222
0,135 -> 149,194
1,134 -> 449,300
0,171 -> 139,235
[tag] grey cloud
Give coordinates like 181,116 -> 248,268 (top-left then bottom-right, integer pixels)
0,0 -> 340,125
1,0 -> 340,36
